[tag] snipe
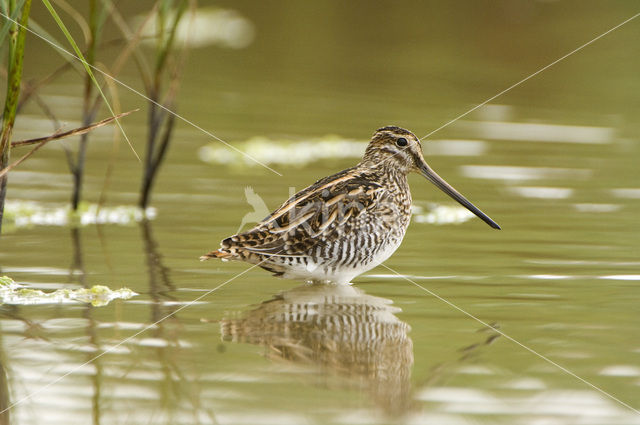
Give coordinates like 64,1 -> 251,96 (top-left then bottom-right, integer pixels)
201,126 -> 500,284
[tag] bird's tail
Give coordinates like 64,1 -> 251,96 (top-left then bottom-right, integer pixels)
199,249 -> 232,261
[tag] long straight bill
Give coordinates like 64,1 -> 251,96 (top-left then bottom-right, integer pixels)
419,164 -> 501,229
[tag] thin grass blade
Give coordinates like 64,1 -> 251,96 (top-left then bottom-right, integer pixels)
40,0 -> 140,161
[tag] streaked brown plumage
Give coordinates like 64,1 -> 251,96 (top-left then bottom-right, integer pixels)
220,283 -> 413,413
201,126 -> 500,284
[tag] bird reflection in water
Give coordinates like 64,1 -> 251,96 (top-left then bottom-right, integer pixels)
221,283 -> 413,414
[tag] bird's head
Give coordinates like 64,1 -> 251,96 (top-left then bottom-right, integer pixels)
362,126 -> 500,229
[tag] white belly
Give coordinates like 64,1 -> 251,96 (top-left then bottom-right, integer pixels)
280,232 -> 406,285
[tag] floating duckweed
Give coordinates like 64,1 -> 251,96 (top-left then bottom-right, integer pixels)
0,276 -> 137,306
412,204 -> 474,225
198,136 -> 367,167
4,200 -> 156,229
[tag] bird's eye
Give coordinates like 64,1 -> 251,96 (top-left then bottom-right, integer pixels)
396,137 -> 408,147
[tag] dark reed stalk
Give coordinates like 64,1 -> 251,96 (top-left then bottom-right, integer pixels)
42,0 -> 139,211
70,0 -> 106,211
0,0 -> 31,235
139,0 -> 188,210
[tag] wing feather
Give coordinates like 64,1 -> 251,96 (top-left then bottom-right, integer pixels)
224,170 -> 385,257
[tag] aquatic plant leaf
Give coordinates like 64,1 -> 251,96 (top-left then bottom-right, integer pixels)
0,276 -> 137,306
199,136 -> 367,167
3,200 -> 156,230
411,204 -> 475,225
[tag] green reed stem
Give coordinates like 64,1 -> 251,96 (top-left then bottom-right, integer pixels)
0,0 -> 26,47
0,0 -> 31,235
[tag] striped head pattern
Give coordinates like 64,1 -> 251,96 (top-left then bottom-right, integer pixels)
361,126 -> 426,173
